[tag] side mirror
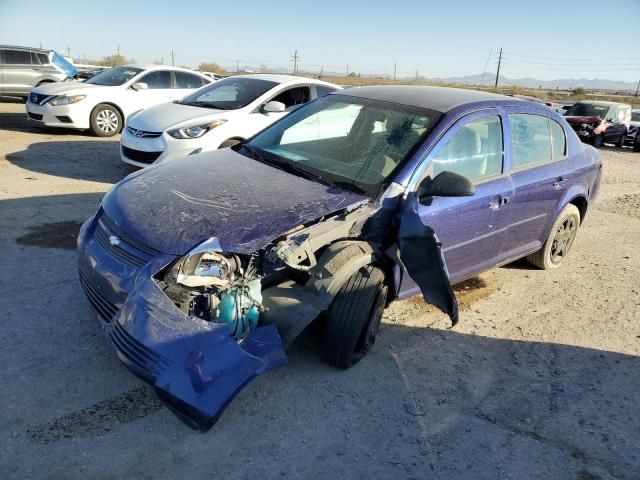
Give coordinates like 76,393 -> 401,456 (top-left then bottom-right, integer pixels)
262,101 -> 285,113
132,82 -> 148,91
418,171 -> 475,201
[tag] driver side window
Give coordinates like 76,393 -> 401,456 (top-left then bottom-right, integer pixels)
428,115 -> 503,182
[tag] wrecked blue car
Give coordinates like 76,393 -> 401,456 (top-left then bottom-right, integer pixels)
77,86 -> 602,430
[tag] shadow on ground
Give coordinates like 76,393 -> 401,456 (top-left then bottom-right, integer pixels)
5,140 -> 136,183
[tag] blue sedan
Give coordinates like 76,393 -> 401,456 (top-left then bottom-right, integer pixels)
77,86 -> 602,429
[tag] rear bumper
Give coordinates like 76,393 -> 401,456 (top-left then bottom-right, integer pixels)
77,214 -> 287,430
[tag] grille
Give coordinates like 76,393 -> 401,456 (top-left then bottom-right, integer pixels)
94,210 -> 159,268
79,270 -> 119,322
109,320 -> 172,379
30,92 -> 50,105
121,146 -> 162,164
126,126 -> 163,138
27,112 -> 43,121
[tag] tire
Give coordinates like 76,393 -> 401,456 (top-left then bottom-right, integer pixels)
218,138 -> 242,149
526,204 -> 581,270
592,134 -> 604,148
90,104 -> 122,137
616,132 -> 626,148
634,136 -> 640,152
321,265 -> 388,369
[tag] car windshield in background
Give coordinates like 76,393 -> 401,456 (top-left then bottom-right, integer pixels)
246,95 -> 440,196
51,51 -> 77,77
179,77 -> 278,110
565,103 -> 610,118
86,66 -> 144,86
632,111 -> 640,122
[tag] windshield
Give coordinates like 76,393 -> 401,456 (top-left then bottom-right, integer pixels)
179,77 -> 278,110
86,66 -> 143,86
245,95 -> 441,197
565,103 -> 610,119
632,111 -> 640,122
51,51 -> 77,78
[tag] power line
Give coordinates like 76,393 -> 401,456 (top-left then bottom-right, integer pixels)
480,48 -> 492,86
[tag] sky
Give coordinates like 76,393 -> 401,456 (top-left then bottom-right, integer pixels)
1,0 -> 639,82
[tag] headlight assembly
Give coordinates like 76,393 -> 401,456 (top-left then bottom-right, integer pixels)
165,237 -> 241,288
167,119 -> 227,139
48,95 -> 86,106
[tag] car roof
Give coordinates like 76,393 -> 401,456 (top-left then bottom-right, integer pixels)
574,100 -> 630,107
334,85 -> 531,112
123,64 -> 209,75
229,73 -> 337,86
0,45 -> 50,54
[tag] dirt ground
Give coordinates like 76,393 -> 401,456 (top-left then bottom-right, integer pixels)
1,98 -> 639,480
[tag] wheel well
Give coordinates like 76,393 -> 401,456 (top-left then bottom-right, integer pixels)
91,103 -> 125,130
569,196 -> 588,224
36,79 -> 54,86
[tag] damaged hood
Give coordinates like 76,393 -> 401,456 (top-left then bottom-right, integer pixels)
102,149 -> 367,255
565,115 -> 603,127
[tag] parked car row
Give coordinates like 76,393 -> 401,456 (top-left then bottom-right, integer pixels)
72,84 -> 602,429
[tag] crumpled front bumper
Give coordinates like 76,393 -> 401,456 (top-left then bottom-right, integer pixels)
77,218 -> 287,430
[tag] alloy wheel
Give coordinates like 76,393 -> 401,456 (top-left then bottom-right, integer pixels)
96,109 -> 119,134
550,217 -> 578,264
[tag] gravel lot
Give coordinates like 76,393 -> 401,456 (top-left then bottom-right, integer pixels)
1,97 -> 639,480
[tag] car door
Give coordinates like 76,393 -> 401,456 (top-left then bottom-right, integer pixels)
173,71 -> 208,100
605,105 -> 630,144
499,110 -> 573,262
130,70 -> 175,110
249,85 -> 313,135
1,49 -> 36,95
401,110 -> 513,286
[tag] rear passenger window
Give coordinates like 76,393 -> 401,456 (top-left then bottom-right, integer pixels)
140,70 -> 172,89
315,85 -> 337,98
550,120 -> 566,160
174,71 -> 206,89
3,49 -> 32,64
429,115 -> 503,182
272,86 -> 311,110
509,114 -> 554,167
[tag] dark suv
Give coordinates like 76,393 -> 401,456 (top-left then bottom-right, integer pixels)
564,100 -> 631,148
0,45 -> 77,99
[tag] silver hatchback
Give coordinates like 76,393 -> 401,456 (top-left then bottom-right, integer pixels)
0,45 -> 77,98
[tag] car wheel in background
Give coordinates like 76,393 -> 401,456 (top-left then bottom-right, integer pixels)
526,204 -> 581,269
616,133 -> 626,148
90,104 -> 122,137
593,134 -> 604,148
321,265 -> 388,369
218,138 -> 242,148
634,135 -> 640,152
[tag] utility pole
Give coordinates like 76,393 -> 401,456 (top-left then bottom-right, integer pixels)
346,64 -> 349,77
319,65 -> 323,78
171,50 -> 175,66
494,47 -> 502,88
161,56 -> 164,65
393,61 -> 397,84
117,45 -> 120,56
415,70 -> 419,81
39,41 -> 42,49
66,45 -> 71,57
635,78 -> 640,97
291,50 -> 299,75
236,60 -> 239,73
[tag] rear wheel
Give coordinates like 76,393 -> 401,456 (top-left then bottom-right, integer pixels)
90,104 -> 122,137
526,204 -> 580,269
321,265 -> 388,369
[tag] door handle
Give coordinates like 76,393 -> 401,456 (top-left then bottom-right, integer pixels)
500,196 -> 510,205
489,196 -> 509,209
552,177 -> 568,188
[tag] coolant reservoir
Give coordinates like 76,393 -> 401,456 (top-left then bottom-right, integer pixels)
216,280 -> 262,338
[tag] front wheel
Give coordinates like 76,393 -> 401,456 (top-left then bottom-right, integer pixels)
90,104 -> 122,137
526,204 -> 580,269
321,265 -> 388,369
592,134 -> 604,148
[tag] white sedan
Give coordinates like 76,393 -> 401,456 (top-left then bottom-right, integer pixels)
25,64 -> 211,136
120,74 -> 340,167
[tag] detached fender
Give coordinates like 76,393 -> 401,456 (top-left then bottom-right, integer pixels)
262,240 -> 381,348
397,192 -> 458,325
